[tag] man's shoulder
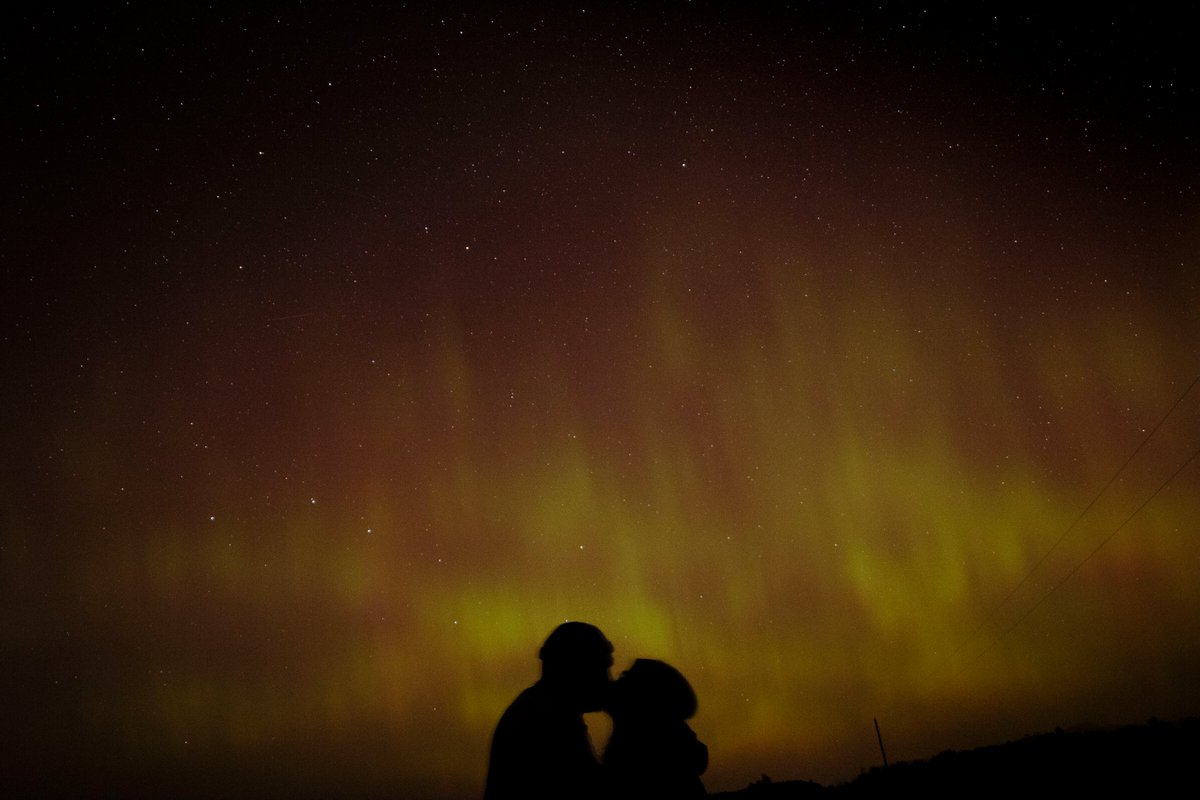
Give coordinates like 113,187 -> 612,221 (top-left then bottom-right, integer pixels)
495,683 -> 559,731
485,681 -> 600,800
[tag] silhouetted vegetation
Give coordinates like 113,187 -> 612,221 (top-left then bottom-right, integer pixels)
712,717 -> 1199,798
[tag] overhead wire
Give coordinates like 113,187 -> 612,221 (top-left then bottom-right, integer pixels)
922,372 -> 1200,687
949,433 -> 1200,683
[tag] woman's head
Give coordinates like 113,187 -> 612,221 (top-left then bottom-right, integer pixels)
609,658 -> 697,721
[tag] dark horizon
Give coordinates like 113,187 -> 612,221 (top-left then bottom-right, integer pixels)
9,714 -> 1198,798
3,4 -> 1198,797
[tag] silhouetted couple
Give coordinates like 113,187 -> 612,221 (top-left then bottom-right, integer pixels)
484,621 -> 707,799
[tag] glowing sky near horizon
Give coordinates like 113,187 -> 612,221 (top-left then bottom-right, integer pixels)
3,5 -> 1199,798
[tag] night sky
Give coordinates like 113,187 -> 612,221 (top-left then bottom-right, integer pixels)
3,4 -> 1198,798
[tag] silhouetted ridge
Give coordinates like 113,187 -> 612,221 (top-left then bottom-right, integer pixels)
711,718 -> 1199,798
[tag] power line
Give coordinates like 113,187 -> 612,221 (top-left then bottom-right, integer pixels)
994,440 -> 1200,646
955,438 -> 1200,681
924,372 -> 1200,686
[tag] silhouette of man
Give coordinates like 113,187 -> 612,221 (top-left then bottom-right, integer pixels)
483,621 -> 614,800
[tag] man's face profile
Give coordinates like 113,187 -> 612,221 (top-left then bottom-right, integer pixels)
539,621 -> 614,712
574,650 -> 613,713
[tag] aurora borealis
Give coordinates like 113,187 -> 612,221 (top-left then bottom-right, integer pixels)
3,4 -> 1198,798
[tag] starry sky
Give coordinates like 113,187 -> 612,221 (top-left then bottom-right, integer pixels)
3,4 -> 1198,798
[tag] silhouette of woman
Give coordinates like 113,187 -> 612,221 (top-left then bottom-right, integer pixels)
603,659 -> 708,799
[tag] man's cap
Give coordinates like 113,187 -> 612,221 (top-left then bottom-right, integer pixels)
538,621 -> 613,665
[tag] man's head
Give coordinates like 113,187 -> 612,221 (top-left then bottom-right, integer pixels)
538,621 -> 613,712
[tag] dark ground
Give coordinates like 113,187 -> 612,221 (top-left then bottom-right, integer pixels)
713,717 -> 1199,798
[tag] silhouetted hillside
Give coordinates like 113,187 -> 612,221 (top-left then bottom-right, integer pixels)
713,717 -> 1199,798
